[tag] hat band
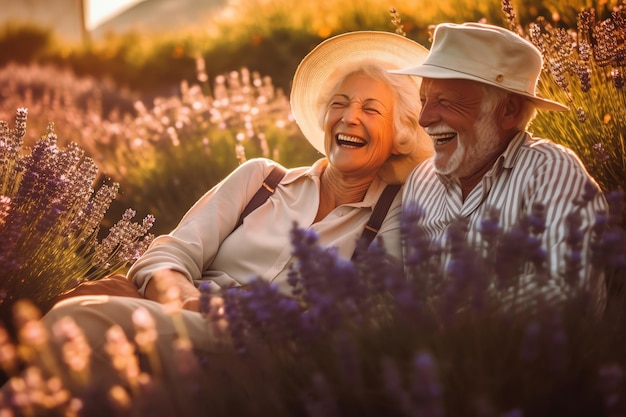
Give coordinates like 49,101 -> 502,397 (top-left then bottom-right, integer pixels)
419,63 -> 536,96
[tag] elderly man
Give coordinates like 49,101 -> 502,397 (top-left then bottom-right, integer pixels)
392,22 -> 608,312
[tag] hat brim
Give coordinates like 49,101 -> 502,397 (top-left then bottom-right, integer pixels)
391,64 -> 569,112
290,31 -> 430,155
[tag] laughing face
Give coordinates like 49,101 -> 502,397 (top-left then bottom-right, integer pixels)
323,72 -> 398,178
418,78 -> 504,179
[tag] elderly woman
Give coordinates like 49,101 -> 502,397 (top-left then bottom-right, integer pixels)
132,31 -> 432,310
3,31 -> 431,407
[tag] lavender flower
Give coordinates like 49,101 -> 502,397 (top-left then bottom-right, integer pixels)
409,351 -> 445,417
402,202 -> 444,296
564,211 -> 584,287
494,226 -> 528,289
50,316 -> 92,385
575,107 -> 587,123
576,63 -> 592,93
1,5 -> 626,414
332,331 -> 362,389
0,109 -> 154,317
389,8 -> 407,37
520,321 -> 541,363
612,69 -> 624,89
92,209 -> 155,272
593,143 -> 610,163
598,364 -> 625,415
302,373 -> 340,417
522,3 -> 626,198
381,356 -> 413,415
501,0 -> 521,35
544,309 -> 568,373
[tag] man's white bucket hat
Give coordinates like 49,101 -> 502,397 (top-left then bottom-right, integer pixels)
391,22 -> 568,112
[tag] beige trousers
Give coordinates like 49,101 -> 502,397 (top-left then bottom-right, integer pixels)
3,295 -> 234,415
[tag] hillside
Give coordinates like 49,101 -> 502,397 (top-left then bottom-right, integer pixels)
91,0 -> 228,39
0,0 -> 85,43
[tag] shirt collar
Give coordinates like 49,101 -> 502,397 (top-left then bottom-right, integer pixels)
281,158 -> 391,208
501,131 -> 528,169
279,158 -> 327,186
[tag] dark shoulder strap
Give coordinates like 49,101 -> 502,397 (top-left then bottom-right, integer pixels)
352,183 -> 402,260
235,165 -> 287,229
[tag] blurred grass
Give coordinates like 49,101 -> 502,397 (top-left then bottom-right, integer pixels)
1,0 -> 624,234
4,0 -> 606,96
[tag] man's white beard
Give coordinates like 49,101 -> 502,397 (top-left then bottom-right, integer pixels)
434,111 -> 501,178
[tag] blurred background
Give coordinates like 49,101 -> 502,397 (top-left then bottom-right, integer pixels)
0,0 -> 619,236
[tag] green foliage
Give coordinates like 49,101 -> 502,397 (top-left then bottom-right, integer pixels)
202,28 -> 323,94
2,0 -> 621,102
2,0 -> 624,235
0,0 -> 518,96
502,2 -> 626,198
101,69 -> 320,235
0,61 -> 320,235
0,23 -> 54,66
108,122 -> 240,236
0,63 -> 139,147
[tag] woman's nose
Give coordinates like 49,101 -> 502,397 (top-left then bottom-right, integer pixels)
342,104 -> 361,125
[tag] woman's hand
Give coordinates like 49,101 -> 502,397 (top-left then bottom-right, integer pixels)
145,269 -> 202,312
144,270 -> 229,335
206,295 -> 229,335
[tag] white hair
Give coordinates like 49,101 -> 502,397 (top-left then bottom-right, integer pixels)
316,59 -> 430,158
480,84 -> 537,131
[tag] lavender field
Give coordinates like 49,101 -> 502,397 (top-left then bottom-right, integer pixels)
0,0 -> 625,415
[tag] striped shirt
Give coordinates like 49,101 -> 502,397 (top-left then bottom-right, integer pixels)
402,131 -> 608,310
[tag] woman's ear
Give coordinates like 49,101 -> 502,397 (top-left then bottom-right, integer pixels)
501,94 -> 524,130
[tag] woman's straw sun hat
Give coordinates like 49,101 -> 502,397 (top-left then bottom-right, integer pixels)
290,31 -> 430,155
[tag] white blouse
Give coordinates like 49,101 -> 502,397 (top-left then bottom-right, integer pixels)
128,158 -> 403,296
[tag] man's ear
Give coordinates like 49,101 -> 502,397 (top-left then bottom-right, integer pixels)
501,94 -> 524,130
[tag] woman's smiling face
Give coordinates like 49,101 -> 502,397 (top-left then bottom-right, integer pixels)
323,72 -> 397,178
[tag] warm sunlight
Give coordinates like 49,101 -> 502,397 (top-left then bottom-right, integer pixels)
86,0 -> 145,29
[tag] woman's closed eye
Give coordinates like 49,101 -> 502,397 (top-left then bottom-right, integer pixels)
329,101 -> 384,115
362,106 -> 382,115
330,100 -> 350,108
